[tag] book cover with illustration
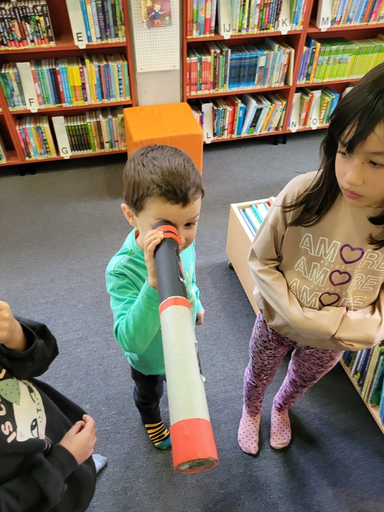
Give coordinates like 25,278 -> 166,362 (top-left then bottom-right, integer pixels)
142,0 -> 172,28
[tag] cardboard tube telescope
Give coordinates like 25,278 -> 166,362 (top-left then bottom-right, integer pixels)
153,221 -> 218,474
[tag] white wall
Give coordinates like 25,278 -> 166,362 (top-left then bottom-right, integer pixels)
128,0 -> 182,105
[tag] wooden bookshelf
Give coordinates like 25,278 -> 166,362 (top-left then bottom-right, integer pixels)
226,200 -> 263,314
340,359 -> 384,434
227,200 -> 384,434
182,0 -> 384,142
0,0 -> 136,168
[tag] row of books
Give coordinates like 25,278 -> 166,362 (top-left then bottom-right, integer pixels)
297,36 -> 384,84
69,0 -> 126,44
238,198 -> 274,237
186,0 -> 306,37
0,135 -> 6,162
191,92 -> 286,140
16,108 -> 126,160
0,54 -> 131,110
186,0 -> 218,37
52,107 -> 126,155
342,345 -> 384,423
0,1 -> 54,49
315,0 -> 384,29
289,87 -> 340,130
16,115 -> 57,159
186,38 -> 294,95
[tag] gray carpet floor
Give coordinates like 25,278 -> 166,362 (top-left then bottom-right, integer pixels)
1,132 -> 383,512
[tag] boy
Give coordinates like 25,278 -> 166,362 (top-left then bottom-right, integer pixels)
0,300 -> 105,512
106,145 -> 205,449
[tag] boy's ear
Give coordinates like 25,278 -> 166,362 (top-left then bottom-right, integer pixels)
121,204 -> 137,227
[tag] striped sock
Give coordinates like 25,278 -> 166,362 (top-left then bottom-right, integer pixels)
144,421 -> 171,450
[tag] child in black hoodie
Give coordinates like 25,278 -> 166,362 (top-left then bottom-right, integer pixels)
0,300 -> 104,512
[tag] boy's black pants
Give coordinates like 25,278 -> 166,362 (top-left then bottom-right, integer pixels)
130,366 -> 165,424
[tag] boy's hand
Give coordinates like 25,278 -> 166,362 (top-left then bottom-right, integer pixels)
0,301 -> 27,351
196,310 -> 205,325
59,414 -> 97,465
144,229 -> 164,290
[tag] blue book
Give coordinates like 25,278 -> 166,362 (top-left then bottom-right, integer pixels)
80,0 -> 92,42
251,204 -> 264,225
379,376 -> 384,418
236,101 -> 246,136
240,208 -> 257,237
60,62 -> 71,104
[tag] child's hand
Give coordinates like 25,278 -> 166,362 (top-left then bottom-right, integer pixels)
196,309 -> 205,325
59,414 -> 97,465
144,229 -> 164,290
0,301 -> 27,351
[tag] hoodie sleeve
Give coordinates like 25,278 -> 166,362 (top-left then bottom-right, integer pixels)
249,176 -> 346,341
0,445 -> 82,512
333,287 -> 384,348
0,318 -> 58,380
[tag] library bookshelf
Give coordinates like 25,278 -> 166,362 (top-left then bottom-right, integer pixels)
226,200 -> 384,434
182,0 -> 384,143
0,0 -> 136,168
340,359 -> 384,434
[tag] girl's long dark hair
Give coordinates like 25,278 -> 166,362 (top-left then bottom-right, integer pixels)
283,62 -> 384,248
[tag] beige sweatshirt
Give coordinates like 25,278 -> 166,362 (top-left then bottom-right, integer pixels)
249,171 -> 384,351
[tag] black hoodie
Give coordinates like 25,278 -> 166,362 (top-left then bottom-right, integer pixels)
0,317 -> 96,512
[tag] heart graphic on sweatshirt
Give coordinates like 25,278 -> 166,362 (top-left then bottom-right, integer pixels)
319,292 -> 341,307
329,270 -> 352,286
340,244 -> 364,264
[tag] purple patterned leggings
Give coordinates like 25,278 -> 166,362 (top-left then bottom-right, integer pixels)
243,313 -> 344,414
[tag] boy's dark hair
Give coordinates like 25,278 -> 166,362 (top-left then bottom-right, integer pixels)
283,62 -> 384,248
123,145 -> 204,213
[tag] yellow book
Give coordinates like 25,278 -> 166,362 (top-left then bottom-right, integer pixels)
42,117 -> 56,156
84,55 -> 95,103
72,59 -> 83,103
85,0 -> 96,42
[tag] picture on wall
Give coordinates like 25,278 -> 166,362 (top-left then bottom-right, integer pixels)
141,0 -> 172,28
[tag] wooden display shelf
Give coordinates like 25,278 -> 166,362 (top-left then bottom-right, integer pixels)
288,124 -> 328,133
0,0 -> 136,167
340,359 -> 384,434
182,0 -> 384,140
308,22 -> 384,34
0,34 -> 127,54
187,85 -> 290,100
298,78 -> 360,87
187,30 -> 302,42
210,130 -> 284,143
23,149 -> 126,163
0,150 -> 21,166
10,100 -> 133,115
226,200 -> 262,314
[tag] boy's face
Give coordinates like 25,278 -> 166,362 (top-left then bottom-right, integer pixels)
122,196 -> 202,252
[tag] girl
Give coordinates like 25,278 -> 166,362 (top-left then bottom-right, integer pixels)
238,62 -> 384,455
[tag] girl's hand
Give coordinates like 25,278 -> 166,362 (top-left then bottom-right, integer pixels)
196,309 -> 205,326
59,414 -> 97,465
0,301 -> 27,351
144,230 -> 164,290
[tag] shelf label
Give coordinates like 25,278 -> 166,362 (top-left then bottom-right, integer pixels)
315,0 -> 332,31
65,0 -> 88,47
16,63 -> 39,112
52,117 -> 72,159
279,0 -> 291,34
217,0 -> 232,38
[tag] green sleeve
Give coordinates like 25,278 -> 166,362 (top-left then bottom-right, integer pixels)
106,271 -> 161,355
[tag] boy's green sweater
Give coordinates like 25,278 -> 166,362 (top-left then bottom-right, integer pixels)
106,229 -> 203,375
